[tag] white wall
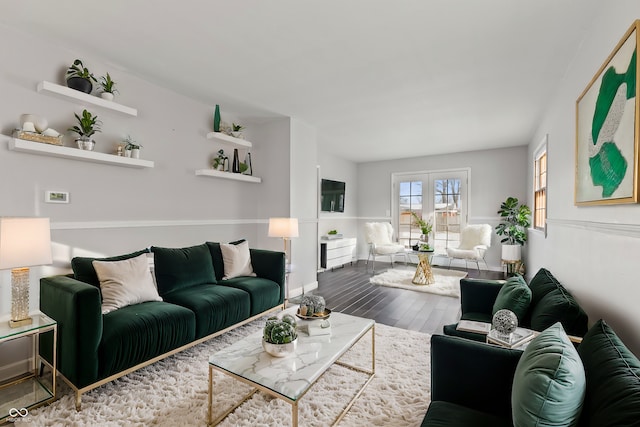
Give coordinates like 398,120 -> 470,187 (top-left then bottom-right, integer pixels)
526,3 -> 640,354
356,146 -> 528,268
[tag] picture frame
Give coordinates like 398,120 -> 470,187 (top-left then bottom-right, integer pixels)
575,20 -> 640,206
45,191 -> 69,204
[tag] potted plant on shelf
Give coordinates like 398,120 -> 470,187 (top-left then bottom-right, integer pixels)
66,59 -> 97,94
231,123 -> 244,138
123,135 -> 142,158
495,196 -> 531,262
262,314 -> 298,357
98,72 -> 118,101
411,211 -> 433,248
212,149 -> 228,171
68,109 -> 101,151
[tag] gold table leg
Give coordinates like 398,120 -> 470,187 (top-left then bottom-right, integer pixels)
412,252 -> 435,285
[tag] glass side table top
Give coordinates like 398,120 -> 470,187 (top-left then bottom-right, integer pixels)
0,313 -> 56,341
209,311 -> 374,401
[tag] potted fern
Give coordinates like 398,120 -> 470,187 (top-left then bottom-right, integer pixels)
495,197 -> 531,261
68,109 -> 101,151
66,59 -> 97,94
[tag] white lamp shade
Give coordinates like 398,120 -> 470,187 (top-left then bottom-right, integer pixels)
0,217 -> 52,269
268,218 -> 299,238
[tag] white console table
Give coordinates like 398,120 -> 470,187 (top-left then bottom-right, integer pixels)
320,237 -> 357,270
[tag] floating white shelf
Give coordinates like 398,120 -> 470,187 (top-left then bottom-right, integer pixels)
206,132 -> 252,148
37,81 -> 138,117
9,138 -> 154,169
195,169 -> 261,183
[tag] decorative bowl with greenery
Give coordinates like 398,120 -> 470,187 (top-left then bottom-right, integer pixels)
262,314 -> 298,357
68,109 -> 101,150
66,59 -> 97,94
99,73 -> 118,100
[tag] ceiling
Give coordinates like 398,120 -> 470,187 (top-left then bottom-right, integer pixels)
1,0 -> 600,163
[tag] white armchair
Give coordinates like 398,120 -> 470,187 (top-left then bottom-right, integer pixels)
446,224 -> 492,271
364,222 -> 407,274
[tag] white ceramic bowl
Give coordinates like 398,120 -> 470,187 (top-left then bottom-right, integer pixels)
262,338 -> 297,357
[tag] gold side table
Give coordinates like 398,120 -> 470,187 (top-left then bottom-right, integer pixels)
0,312 -> 57,423
412,250 -> 435,285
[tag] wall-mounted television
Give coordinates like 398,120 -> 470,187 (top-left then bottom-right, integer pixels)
321,179 -> 345,212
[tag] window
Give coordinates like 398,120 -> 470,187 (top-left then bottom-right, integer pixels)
534,150 -> 547,230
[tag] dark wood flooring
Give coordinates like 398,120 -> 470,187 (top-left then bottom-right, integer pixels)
313,259 -> 503,336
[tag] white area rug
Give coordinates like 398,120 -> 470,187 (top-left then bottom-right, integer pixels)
370,267 -> 468,298
27,318 -> 431,426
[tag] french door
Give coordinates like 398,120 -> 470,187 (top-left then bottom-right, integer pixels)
393,169 -> 468,256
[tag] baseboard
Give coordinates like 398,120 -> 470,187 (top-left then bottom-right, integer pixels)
0,359 -> 32,383
290,281 -> 318,298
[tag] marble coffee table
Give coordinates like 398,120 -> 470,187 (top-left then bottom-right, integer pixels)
207,310 -> 375,426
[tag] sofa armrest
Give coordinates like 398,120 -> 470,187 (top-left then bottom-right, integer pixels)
460,278 -> 505,315
250,249 -> 286,303
40,275 -> 103,388
431,334 -> 522,419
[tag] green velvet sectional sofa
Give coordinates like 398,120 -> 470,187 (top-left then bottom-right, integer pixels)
422,319 -> 640,426
443,268 -> 588,341
39,242 -> 285,409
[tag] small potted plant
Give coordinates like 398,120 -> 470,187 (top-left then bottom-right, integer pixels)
411,211 -> 433,245
123,135 -> 142,158
98,72 -> 118,101
66,59 -> 97,94
495,197 -> 531,262
212,149 -> 228,171
262,314 -> 298,357
68,109 -> 101,151
231,123 -> 244,138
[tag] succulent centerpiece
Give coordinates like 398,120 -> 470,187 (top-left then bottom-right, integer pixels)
298,295 -> 327,317
262,314 -> 298,357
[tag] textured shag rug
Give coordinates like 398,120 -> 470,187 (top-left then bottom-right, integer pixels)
27,318 -> 431,426
370,267 -> 467,297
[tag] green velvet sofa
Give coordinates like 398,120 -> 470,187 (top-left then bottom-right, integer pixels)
443,268 -> 588,341
39,242 -> 285,409
422,319 -> 640,426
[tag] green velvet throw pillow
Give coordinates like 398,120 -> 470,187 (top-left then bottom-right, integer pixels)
492,275 -> 531,323
512,323 -> 586,427
151,244 -> 216,296
577,319 -> 640,427
528,268 -> 562,306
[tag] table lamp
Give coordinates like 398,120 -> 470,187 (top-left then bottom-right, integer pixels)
0,217 -> 52,328
268,218 -> 299,264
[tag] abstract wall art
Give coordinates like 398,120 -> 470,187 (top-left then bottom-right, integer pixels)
576,20 -> 640,206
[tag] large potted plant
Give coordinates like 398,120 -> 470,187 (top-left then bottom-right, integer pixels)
66,59 -> 97,94
495,197 -> 531,261
68,109 -> 101,151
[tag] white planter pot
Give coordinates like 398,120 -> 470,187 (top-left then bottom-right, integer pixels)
101,92 -> 114,101
501,245 -> 521,262
124,149 -> 132,158
131,148 -> 140,159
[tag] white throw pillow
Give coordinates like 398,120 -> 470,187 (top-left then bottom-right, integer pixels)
220,240 -> 257,280
92,253 -> 163,314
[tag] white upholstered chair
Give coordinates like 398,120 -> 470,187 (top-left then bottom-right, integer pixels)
446,224 -> 492,271
364,222 -> 408,274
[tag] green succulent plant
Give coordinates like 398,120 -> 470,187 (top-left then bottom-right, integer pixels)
263,316 -> 297,344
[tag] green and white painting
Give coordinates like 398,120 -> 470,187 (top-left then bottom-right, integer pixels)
576,21 -> 639,205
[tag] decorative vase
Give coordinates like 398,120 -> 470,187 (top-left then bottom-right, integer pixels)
131,148 -> 140,159
262,338 -> 297,357
244,152 -> 252,175
213,104 -> 221,132
76,137 -> 95,151
124,149 -> 132,158
232,148 -> 240,173
67,77 -> 92,94
101,92 -> 114,101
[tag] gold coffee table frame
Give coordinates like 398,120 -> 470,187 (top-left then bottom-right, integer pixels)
412,250 -> 435,285
208,321 -> 375,427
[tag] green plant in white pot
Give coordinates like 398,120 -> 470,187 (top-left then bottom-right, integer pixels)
495,197 -> 531,261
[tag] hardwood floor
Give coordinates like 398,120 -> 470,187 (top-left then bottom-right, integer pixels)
313,259 -> 503,336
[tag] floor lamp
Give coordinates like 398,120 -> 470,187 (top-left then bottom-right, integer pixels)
0,217 -> 52,328
268,218 -> 299,302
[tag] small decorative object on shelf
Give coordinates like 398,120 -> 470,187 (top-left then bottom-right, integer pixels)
212,149 -> 228,171
98,72 -> 118,101
116,144 -> 124,156
262,314 -> 298,357
231,123 -> 244,139
66,59 -> 97,94
492,309 -> 518,338
232,148 -> 240,173
123,135 -> 142,159
243,152 -> 252,175
213,104 -> 221,132
68,109 -> 101,151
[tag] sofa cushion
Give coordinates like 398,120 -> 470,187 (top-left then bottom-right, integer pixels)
220,276 -> 282,316
163,285 -> 250,339
492,275 -> 531,323
220,240 -> 256,279
92,253 -> 162,314
71,249 -> 149,288
422,401 -> 512,427
577,319 -> 640,427
512,323 -> 585,427
528,268 -> 561,306
151,244 -> 216,295
206,240 -> 245,282
529,287 -> 588,336
99,301 -> 196,379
